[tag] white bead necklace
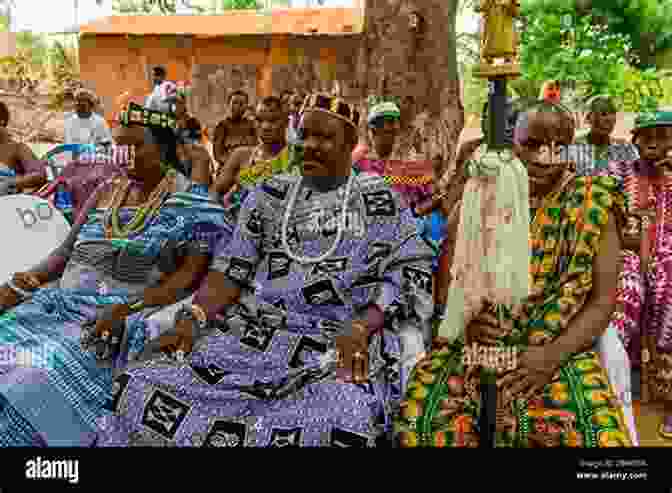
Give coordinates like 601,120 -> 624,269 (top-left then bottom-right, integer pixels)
281,173 -> 355,264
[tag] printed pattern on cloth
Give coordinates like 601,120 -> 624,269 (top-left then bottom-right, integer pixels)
395,175 -> 633,447
96,172 -> 435,447
0,185 -> 226,446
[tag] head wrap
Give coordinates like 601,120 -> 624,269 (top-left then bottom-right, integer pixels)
299,93 -> 360,129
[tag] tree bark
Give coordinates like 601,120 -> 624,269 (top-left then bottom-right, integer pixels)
354,0 -> 464,178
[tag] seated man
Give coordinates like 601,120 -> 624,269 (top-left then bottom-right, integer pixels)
96,93 -> 434,447
0,101 -> 46,195
64,89 -> 113,147
396,100 -> 633,447
0,123 -> 225,446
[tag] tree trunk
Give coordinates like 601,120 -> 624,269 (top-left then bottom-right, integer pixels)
355,0 -> 464,179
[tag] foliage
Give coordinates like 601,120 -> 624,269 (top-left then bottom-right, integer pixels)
46,41 -> 81,110
112,0 -> 261,14
220,0 -> 260,9
518,5 -> 631,103
521,0 -> 672,68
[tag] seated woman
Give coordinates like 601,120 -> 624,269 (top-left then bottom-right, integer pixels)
0,101 -> 46,195
211,96 -> 293,233
396,100 -> 633,447
96,93 -> 434,447
0,123 -> 226,446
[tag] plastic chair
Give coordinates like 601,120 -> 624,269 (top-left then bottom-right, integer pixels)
34,144 -> 123,222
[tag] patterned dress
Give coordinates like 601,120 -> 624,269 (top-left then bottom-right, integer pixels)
599,160 -> 672,399
597,161 -> 672,367
355,150 -> 433,209
0,181 -> 226,446
96,173 -> 434,447
396,175 -> 633,447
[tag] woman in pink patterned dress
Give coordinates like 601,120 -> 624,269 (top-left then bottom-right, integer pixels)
600,110 -> 672,437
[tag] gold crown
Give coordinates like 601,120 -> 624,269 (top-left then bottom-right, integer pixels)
300,93 -> 360,128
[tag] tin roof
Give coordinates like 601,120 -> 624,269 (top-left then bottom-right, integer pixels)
78,9 -> 362,36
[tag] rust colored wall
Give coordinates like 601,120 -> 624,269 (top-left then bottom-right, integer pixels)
79,33 -> 360,129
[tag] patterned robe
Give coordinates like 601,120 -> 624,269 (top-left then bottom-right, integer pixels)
396,175 -> 633,447
96,173 -> 434,447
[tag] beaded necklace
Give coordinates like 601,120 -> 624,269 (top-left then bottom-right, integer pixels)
281,173 -> 355,264
622,161 -> 672,267
104,170 -> 176,239
238,145 -> 291,186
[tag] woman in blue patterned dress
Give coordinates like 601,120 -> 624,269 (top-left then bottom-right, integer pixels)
0,124 -> 226,446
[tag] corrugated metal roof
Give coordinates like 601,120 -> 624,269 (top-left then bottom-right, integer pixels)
78,9 -> 362,36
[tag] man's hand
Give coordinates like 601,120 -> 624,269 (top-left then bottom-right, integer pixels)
336,320 -> 370,383
497,345 -> 563,403
465,303 -> 510,345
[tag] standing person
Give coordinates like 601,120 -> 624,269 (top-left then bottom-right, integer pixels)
145,65 -> 168,111
63,88 -> 112,147
397,101 -> 633,447
213,90 -> 257,173
355,97 -> 432,210
563,96 -> 639,175
95,93 -> 434,447
602,110 -> 672,438
0,101 -> 46,195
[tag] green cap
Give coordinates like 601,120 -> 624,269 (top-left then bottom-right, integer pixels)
633,110 -> 672,132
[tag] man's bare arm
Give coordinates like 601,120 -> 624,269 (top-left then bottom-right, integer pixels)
213,122 -> 228,166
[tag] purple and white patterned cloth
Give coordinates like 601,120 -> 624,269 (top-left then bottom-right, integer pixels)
96,172 -> 435,447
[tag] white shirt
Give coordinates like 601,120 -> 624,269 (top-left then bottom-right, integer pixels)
145,84 -> 164,111
64,113 -> 112,146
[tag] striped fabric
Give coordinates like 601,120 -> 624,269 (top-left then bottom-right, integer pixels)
0,184 -> 227,446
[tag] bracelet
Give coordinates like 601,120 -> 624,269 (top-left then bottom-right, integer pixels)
6,280 -> 30,300
128,300 -> 145,312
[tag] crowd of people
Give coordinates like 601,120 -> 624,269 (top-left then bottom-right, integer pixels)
0,62 -> 670,448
